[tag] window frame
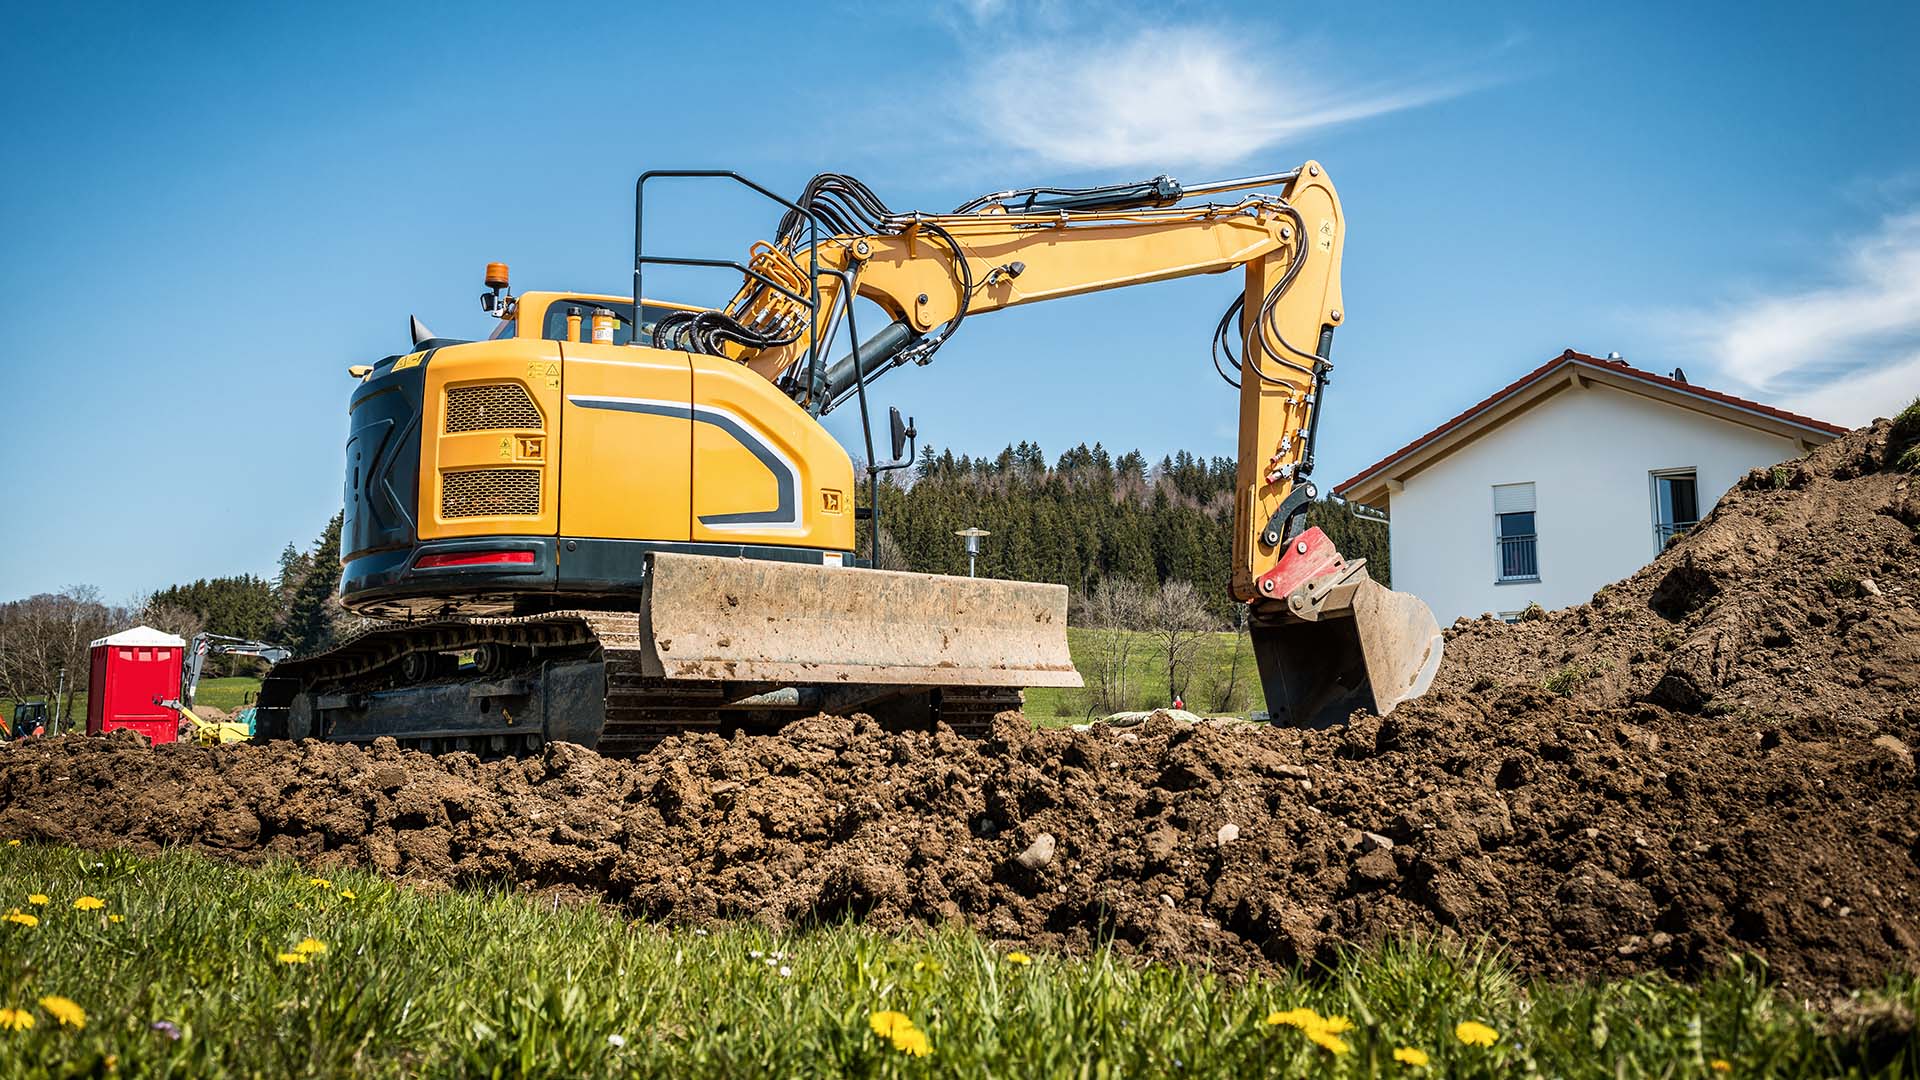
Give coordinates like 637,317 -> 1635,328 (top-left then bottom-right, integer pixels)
1648,467 -> 1700,553
1491,482 -> 1540,585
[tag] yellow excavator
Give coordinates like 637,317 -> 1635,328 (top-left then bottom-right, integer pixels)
256,162 -> 1441,755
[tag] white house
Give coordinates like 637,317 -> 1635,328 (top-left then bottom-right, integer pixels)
1334,350 -> 1846,624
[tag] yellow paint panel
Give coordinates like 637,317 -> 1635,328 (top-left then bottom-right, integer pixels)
689,354 -> 853,550
558,342 -> 693,542
417,339 -> 564,540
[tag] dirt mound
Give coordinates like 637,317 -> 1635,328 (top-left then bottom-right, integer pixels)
2,422 -> 1915,996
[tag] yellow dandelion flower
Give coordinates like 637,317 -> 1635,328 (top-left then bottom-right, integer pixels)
39,996 -> 85,1029
294,937 -> 327,955
1318,1014 -> 1354,1034
5,840 -> 18,847
1306,1028 -> 1351,1055
868,1011 -> 913,1039
276,952 -> 309,964
1394,1046 -> 1430,1067
73,896 -> 106,911
1265,1007 -> 1323,1029
307,878 -> 332,889
5,911 -> 38,928
27,895 -> 48,906
1006,951 -> 1032,965
1456,1020 -> 1500,1047
1710,1061 -> 1732,1073
107,914 -> 124,924
340,889 -> 357,900
0,1007 -> 33,1031
891,1026 -> 933,1057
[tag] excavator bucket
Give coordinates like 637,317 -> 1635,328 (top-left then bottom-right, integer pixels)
636,552 -> 1083,689
1249,530 -> 1443,729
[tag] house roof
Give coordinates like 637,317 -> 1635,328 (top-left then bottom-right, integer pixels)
90,625 -> 186,649
1334,350 -> 1847,507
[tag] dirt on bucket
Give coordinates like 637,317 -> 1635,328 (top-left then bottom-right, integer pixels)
2,420 -> 1915,997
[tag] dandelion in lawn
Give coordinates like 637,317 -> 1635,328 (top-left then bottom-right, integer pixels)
1710,1061 -> 1732,1073
1318,1014 -> 1354,1033
892,1025 -> 933,1057
869,1011 -> 913,1039
295,937 -> 327,955
5,840 -> 17,847
340,889 -> 356,900
1456,1020 -> 1499,1047
1306,1028 -> 1351,1055
276,952 -> 309,964
1006,951 -> 1032,965
5,911 -> 37,928
1394,1046 -> 1430,1067
108,914 -> 124,924
308,878 -> 332,889
0,1007 -> 34,1032
39,996 -> 86,1029
73,896 -> 106,911
1265,1007 -> 1323,1029
27,894 -> 48,906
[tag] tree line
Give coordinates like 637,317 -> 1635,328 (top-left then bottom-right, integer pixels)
0,512 -> 348,720
862,441 -> 1388,616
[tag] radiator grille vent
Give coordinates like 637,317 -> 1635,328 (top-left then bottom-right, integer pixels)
445,384 -> 542,433
441,469 -> 540,518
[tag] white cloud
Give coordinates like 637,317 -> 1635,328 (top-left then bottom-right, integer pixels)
1689,211 -> 1920,426
964,26 -> 1470,172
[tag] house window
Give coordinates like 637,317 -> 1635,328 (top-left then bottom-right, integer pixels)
1493,482 -> 1538,582
1651,469 -> 1699,550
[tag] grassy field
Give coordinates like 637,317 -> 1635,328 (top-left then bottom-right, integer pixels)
3,678 -> 265,734
0,845 -> 1910,1078
1025,627 -> 1255,724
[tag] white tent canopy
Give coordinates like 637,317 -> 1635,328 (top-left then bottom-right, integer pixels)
90,625 -> 187,649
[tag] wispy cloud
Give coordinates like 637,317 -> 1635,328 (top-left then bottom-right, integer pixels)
960,25 -> 1479,172
1684,211 -> 1920,426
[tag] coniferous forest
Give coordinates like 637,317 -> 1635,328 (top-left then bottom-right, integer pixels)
861,442 -> 1389,619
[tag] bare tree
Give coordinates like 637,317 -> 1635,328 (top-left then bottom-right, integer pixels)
1074,577 -> 1151,715
1200,603 -> 1252,713
0,586 -> 127,723
1146,579 -> 1219,705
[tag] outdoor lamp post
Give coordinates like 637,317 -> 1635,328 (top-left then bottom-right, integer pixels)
955,527 -> 990,578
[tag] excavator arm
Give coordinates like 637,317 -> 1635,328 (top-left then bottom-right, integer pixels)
643,161 -> 1438,724
689,165 -> 1344,604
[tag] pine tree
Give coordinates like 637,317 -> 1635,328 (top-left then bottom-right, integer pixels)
282,512 -> 345,657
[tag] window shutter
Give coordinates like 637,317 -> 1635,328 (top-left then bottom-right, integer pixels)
1492,482 -> 1536,514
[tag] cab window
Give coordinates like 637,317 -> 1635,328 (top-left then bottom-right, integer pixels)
539,300 -> 682,347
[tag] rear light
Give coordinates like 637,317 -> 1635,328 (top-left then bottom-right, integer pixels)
414,551 -> 536,569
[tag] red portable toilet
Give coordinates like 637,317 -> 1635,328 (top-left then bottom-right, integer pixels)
86,626 -> 187,745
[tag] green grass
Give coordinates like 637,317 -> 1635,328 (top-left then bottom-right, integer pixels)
1025,627 -> 1255,724
0,845 -> 1911,1078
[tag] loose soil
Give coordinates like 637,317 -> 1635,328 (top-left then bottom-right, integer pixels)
4,421 -> 1916,996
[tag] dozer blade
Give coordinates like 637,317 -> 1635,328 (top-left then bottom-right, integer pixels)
1249,547 -> 1443,729
636,552 -> 1082,689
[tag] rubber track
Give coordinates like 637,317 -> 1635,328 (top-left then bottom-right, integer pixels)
266,611 -> 1021,756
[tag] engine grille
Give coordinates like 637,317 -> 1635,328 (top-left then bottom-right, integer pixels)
441,469 -> 540,518
446,384 -> 542,433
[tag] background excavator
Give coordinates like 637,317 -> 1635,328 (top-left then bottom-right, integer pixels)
256,161 -> 1442,755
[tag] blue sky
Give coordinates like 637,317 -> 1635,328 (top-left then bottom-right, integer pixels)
3,1 -> 1917,602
